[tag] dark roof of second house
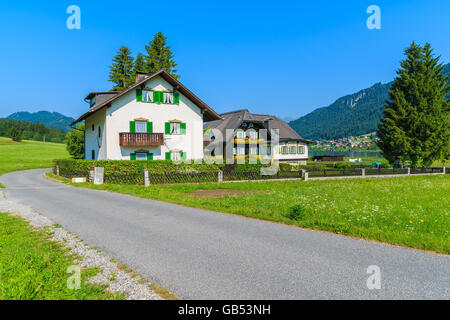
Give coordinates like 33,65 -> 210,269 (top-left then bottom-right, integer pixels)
71,69 -> 221,126
204,109 -> 311,144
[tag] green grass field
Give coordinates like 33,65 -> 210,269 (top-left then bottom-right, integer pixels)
49,173 -> 450,254
0,137 -> 69,176
0,213 -> 122,300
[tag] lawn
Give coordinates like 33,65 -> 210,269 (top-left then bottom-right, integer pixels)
0,137 -> 69,176
0,213 -> 122,300
49,173 -> 450,254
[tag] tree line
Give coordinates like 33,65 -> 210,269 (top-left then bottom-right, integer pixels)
0,119 -> 66,143
108,32 -> 178,91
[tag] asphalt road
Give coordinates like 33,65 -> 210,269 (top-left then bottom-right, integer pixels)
1,169 -> 449,299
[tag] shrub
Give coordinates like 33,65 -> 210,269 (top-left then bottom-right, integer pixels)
285,205 -> 306,220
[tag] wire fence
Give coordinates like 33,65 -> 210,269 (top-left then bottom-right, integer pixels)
54,166 -> 447,185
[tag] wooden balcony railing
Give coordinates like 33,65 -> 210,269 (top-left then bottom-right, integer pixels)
119,132 -> 164,147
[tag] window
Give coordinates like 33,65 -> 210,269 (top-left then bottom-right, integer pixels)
289,146 -> 297,154
98,126 -> 101,138
137,89 -> 180,104
298,146 -> 305,154
136,153 -> 147,161
165,152 -> 186,160
170,122 -> 181,135
280,146 -> 288,154
248,131 -> 258,139
165,122 -> 186,135
92,124 -> 94,131
135,121 -> 147,133
90,97 -> 96,107
236,130 -> 245,139
142,90 -> 153,102
237,147 -> 245,155
91,150 -> 95,160
249,146 -> 258,155
130,121 -> 152,133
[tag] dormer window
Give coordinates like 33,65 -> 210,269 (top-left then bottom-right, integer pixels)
90,97 -> 96,107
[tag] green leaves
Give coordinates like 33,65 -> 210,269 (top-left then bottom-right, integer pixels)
65,123 -> 85,159
377,42 -> 450,167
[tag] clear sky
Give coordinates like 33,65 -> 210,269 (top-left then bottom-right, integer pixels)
0,0 -> 449,120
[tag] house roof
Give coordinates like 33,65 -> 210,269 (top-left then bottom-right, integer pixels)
71,69 -> 221,126
204,109 -> 312,144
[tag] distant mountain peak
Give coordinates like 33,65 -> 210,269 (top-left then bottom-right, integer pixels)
289,64 -> 449,140
6,111 -> 75,132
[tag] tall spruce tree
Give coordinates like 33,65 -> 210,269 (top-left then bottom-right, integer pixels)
134,53 -> 145,73
144,32 -> 179,78
108,46 -> 135,91
377,42 -> 450,167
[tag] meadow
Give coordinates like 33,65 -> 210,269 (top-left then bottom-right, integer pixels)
50,173 -> 450,254
0,137 -> 69,176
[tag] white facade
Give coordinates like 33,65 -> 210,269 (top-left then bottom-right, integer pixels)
84,76 -> 205,161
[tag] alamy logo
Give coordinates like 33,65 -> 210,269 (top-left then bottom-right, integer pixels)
66,5 -> 81,30
366,265 -> 381,290
366,5 -> 381,30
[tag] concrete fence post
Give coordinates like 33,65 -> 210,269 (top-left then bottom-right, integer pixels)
443,167 -> 446,175
144,169 -> 150,187
89,170 -> 94,183
56,165 -> 60,176
304,172 -> 309,181
94,167 -> 104,185
218,171 -> 223,183
361,168 -> 366,177
407,167 -> 411,175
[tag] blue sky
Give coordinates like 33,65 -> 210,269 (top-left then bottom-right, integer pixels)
0,0 -> 449,121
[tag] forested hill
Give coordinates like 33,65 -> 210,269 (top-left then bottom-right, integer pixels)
6,111 -> 75,132
289,63 -> 450,140
0,118 -> 66,143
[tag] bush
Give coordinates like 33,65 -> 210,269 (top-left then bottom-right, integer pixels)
285,205 -> 306,220
65,123 -> 85,159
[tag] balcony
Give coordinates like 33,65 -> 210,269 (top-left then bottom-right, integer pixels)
119,132 -> 164,147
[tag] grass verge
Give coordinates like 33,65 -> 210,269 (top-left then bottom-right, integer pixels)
46,172 -> 450,255
0,213 -> 122,300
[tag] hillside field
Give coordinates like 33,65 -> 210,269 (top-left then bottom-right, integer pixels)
0,137 -> 69,176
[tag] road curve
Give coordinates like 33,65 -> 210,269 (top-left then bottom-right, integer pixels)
0,169 -> 448,299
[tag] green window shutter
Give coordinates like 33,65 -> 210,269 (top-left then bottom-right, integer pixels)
173,92 -> 180,104
165,152 -> 171,160
129,121 -> 136,133
147,153 -> 153,160
159,91 -> 164,103
180,122 -> 186,135
136,89 -> 142,102
130,153 -> 136,160
147,122 -> 153,133
181,152 -> 187,160
153,91 -> 159,103
165,122 -> 170,134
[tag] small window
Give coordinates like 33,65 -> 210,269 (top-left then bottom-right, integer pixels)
249,146 -> 258,155
290,146 -> 297,154
91,150 -> 95,160
136,152 -> 147,161
298,146 -> 305,154
248,131 -> 258,139
98,126 -> 101,138
92,124 -> 95,131
171,152 -> 181,161
170,122 -> 181,135
236,130 -> 245,139
135,121 -> 147,133
237,147 -> 245,155
163,92 -> 174,104
142,90 -> 153,102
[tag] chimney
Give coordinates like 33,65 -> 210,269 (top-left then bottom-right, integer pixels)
135,71 -> 148,83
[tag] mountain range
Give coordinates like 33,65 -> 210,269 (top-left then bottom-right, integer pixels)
289,63 -> 450,140
5,111 -> 75,132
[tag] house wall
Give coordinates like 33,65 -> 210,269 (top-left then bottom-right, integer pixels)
273,141 -> 309,165
101,76 -> 204,160
85,109 -> 107,160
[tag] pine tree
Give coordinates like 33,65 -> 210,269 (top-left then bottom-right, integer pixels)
377,42 -> 449,167
134,53 -> 146,73
144,32 -> 179,79
108,46 -> 135,91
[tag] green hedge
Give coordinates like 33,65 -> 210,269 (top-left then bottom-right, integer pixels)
52,159 -> 271,175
